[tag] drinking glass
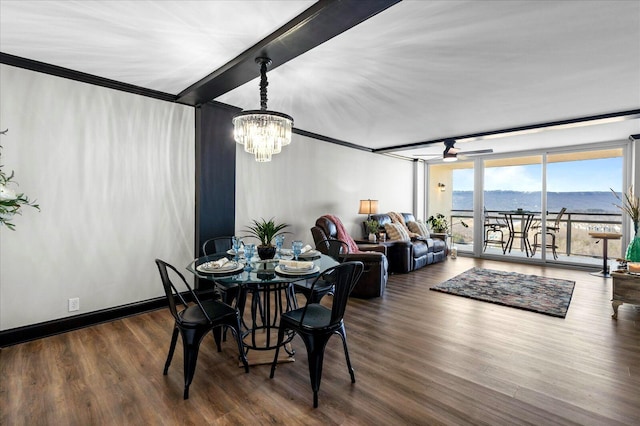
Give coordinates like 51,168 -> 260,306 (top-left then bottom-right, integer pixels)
274,235 -> 285,258
243,244 -> 255,270
232,236 -> 242,260
292,240 -> 303,261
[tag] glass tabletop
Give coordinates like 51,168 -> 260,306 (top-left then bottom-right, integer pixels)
187,252 -> 339,285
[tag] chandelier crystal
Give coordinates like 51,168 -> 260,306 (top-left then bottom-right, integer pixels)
232,58 -> 293,162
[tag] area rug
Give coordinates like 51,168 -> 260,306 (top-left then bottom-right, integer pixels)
430,267 -> 575,318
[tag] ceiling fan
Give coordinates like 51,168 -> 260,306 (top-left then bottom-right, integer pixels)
415,139 -> 493,162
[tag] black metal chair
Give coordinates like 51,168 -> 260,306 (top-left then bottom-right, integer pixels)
201,236 -> 240,307
293,239 -> 349,304
270,261 -> 364,408
202,236 -> 233,256
155,259 -> 248,399
315,238 -> 349,261
531,207 -> 566,259
483,208 -> 508,252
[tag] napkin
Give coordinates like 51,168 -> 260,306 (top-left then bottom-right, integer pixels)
211,257 -> 230,268
300,244 -> 313,253
279,259 -> 314,270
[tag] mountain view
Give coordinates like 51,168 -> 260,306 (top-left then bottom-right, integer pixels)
453,190 -> 620,214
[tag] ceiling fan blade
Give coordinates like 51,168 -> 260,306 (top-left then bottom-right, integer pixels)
459,149 -> 494,155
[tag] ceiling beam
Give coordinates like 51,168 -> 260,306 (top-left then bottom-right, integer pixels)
176,0 -> 401,106
373,109 -> 640,153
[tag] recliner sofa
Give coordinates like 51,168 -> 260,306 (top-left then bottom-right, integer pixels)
311,216 -> 388,298
369,212 -> 446,273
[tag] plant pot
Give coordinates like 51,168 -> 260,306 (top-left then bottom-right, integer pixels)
368,233 -> 377,242
257,245 -> 276,260
626,235 -> 640,262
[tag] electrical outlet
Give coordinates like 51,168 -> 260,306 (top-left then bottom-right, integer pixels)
68,297 -> 80,312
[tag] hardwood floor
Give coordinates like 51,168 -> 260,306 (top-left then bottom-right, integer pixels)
2,257 -> 639,425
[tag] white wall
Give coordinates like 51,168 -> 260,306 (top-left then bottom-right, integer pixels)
0,65 -> 415,332
235,134 -> 414,245
0,65 -> 195,330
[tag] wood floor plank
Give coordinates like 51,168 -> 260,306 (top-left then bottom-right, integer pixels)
1,256 -> 639,425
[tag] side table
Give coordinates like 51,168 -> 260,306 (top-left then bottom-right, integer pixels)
588,232 -> 622,278
611,271 -> 640,319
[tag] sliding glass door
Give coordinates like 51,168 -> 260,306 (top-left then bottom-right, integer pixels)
427,146 -> 625,267
428,162 -> 474,253
483,156 -> 542,259
544,149 -> 623,264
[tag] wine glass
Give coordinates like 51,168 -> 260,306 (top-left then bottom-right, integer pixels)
243,244 -> 255,270
292,240 -> 303,261
232,236 -> 242,261
274,235 -> 285,258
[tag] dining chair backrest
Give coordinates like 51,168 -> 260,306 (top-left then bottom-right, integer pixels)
315,238 -> 349,261
553,208 -> 567,228
299,262 -> 363,327
155,259 -> 212,324
202,236 -> 233,256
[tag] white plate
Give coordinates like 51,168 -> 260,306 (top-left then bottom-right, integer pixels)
275,265 -> 320,276
280,248 -> 293,256
298,249 -> 320,258
196,261 -> 243,274
226,248 -> 244,256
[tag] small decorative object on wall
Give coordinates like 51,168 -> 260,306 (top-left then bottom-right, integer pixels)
611,186 -> 640,262
0,129 -> 40,230
244,217 -> 290,260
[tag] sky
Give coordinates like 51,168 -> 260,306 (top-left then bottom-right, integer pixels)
453,157 -> 623,192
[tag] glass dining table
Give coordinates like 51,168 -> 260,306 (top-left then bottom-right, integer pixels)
187,252 -> 339,361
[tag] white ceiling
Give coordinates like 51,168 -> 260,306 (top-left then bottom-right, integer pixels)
1,0 -> 639,159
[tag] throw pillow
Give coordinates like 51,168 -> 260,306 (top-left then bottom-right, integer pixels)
407,220 -> 431,238
384,222 -> 410,241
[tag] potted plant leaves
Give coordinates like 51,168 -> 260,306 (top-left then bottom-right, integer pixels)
365,219 -> 379,242
244,217 -> 290,259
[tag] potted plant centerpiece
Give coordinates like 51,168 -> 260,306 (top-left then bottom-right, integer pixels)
244,217 -> 290,260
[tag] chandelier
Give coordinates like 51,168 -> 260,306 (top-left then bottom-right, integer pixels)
232,57 -> 293,162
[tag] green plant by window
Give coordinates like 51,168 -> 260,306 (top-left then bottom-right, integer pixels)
427,213 -> 468,233
1,129 -> 40,230
427,214 -> 449,233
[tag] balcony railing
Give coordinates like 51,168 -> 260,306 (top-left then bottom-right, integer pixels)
448,209 -> 623,258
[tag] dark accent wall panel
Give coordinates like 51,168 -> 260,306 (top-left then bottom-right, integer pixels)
195,102 -> 237,258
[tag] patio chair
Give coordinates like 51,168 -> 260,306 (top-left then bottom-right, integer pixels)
531,208 -> 566,259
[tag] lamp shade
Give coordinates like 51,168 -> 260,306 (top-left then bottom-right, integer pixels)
358,199 -> 379,215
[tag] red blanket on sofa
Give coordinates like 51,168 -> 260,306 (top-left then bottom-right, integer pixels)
321,214 -> 361,253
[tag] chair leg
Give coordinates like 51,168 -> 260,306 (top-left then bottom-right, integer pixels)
163,326 -> 179,375
300,333 -> 331,408
221,286 -> 239,342
212,327 -> 222,352
180,327 -> 209,400
223,315 -> 249,373
336,325 -> 356,383
550,232 -> 558,259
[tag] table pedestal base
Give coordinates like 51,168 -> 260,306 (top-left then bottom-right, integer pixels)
590,269 -> 612,278
588,232 -> 622,280
241,332 -> 295,366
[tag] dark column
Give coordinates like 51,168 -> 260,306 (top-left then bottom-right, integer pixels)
195,102 -> 238,259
